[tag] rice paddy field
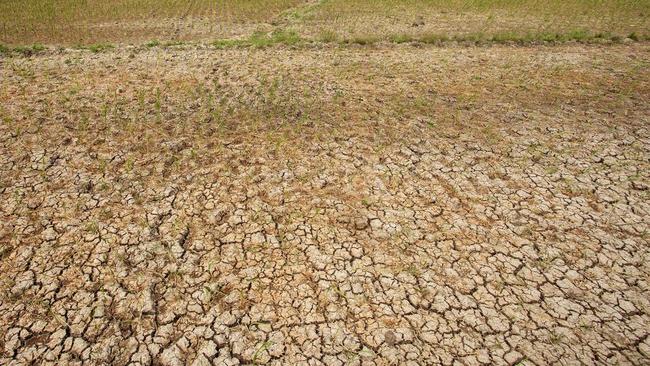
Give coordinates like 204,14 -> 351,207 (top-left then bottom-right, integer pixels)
0,0 -> 648,45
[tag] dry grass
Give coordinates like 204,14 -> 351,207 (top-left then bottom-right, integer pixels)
2,45 -> 648,163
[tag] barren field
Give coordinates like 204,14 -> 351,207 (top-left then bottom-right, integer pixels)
1,1 -> 650,366
1,0 -> 649,46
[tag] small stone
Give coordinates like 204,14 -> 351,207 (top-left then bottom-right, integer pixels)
71,338 -> 87,355
384,330 -> 397,346
42,227 -> 57,241
504,351 -> 523,364
355,217 -> 368,230
631,180 -> 648,191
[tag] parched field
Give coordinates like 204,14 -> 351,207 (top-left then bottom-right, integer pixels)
1,1 -> 650,366
1,0 -> 649,45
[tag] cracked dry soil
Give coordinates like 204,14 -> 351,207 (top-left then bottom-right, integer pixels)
1,44 -> 649,365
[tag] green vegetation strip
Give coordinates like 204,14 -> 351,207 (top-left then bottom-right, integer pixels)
1,30 -> 648,56
73,43 -> 115,53
218,29 -> 648,48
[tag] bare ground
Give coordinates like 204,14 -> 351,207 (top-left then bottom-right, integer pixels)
0,43 -> 649,365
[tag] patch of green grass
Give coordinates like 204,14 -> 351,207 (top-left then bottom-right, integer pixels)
250,29 -> 302,48
271,29 -> 302,45
560,29 -> 590,41
85,221 -> 100,234
13,46 -> 32,56
214,30 -> 626,48
490,32 -> 522,43
145,40 -> 160,48
162,40 -> 186,48
75,43 -> 114,53
213,29 -> 302,49
404,265 -> 422,277
89,43 -> 114,53
389,34 -> 411,44
418,33 -> 450,44
212,39 -> 248,49
627,32 -> 648,41
549,330 -> 565,344
410,30 -> 631,45
0,44 -> 10,55
11,44 -> 46,56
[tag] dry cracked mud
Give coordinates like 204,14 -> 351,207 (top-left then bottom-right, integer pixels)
1,43 -> 649,365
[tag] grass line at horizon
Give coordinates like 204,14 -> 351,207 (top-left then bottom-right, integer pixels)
2,28 -> 648,57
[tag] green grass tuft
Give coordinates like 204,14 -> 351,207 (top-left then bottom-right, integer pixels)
389,34 -> 411,44
12,44 -> 46,56
562,29 -> 589,41
409,30 -> 633,45
269,29 -> 302,45
162,40 -> 186,48
418,33 -> 450,44
213,29 -> 303,49
75,43 -> 114,53
250,29 -> 302,48
213,39 -> 248,49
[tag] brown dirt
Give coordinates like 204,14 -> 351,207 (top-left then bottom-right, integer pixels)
1,43 -> 649,365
